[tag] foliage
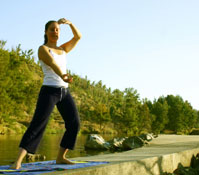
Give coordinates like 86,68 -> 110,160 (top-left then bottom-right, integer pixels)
0,40 -> 199,135
150,97 -> 169,134
165,95 -> 197,133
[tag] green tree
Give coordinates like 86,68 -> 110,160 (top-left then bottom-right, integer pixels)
122,88 -> 140,135
151,98 -> 168,134
138,103 -> 152,134
165,95 -> 194,133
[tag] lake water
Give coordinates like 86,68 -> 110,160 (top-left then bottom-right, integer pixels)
0,133 -> 115,166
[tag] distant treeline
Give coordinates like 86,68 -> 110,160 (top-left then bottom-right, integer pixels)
0,40 -> 199,135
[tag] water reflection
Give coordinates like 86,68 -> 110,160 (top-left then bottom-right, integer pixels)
0,133 -> 115,165
0,135 -> 22,165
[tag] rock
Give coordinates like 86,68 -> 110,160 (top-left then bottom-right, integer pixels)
0,125 -> 5,135
191,153 -> 199,169
108,137 -> 127,151
190,129 -> 199,135
139,133 -> 154,142
84,133 -> 158,151
26,153 -> 46,161
163,154 -> 199,175
173,163 -> 199,175
84,134 -> 110,150
122,136 -> 146,150
153,133 -> 158,138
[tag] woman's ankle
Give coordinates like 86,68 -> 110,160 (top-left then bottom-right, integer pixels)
11,147 -> 27,169
10,161 -> 21,169
57,147 -> 68,159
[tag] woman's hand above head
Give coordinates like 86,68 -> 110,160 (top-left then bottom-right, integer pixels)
57,18 -> 72,25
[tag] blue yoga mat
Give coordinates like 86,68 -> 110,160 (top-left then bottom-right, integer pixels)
0,160 -> 109,175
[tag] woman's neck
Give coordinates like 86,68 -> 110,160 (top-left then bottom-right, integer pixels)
45,42 -> 57,48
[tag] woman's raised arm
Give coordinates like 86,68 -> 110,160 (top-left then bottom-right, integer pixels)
58,18 -> 82,53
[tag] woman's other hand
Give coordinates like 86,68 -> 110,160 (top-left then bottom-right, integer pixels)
62,74 -> 73,83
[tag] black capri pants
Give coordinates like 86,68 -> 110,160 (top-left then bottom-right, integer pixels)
19,85 -> 80,154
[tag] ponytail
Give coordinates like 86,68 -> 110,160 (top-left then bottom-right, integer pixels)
44,34 -> 48,45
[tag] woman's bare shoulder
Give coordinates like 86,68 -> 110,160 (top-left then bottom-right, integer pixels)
38,45 -> 49,53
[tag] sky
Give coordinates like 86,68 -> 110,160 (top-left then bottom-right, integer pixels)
1,0 -> 199,109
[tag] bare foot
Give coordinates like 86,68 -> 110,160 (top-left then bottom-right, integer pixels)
10,162 -> 21,169
56,158 -> 75,165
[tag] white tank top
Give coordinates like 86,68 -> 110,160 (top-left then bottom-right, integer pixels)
40,49 -> 68,88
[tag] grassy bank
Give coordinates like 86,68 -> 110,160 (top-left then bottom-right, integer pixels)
0,120 -> 118,135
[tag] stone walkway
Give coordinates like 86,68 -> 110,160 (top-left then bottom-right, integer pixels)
45,134 -> 199,175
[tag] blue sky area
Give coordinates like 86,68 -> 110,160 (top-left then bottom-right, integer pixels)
1,0 -> 199,109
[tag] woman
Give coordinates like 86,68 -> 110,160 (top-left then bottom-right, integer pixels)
11,18 -> 82,169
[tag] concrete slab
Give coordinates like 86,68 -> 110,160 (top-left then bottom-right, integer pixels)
44,134 -> 199,175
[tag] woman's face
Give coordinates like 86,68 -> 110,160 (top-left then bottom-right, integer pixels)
45,22 -> 60,43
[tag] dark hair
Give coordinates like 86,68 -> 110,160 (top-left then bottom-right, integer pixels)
44,20 -> 57,45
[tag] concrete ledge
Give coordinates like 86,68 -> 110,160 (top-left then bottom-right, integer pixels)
43,135 -> 199,175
